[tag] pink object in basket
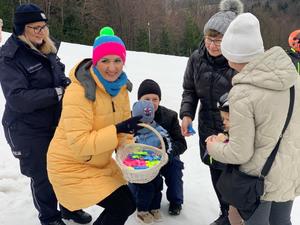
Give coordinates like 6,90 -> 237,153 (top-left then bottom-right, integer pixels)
123,158 -> 147,167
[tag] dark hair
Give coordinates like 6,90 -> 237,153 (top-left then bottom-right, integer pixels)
205,29 -> 223,37
217,92 -> 229,112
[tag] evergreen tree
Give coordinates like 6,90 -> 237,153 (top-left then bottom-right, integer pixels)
159,27 -> 171,54
180,16 -> 201,56
136,28 -> 149,52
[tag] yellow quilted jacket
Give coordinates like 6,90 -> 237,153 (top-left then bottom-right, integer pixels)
47,60 -> 132,210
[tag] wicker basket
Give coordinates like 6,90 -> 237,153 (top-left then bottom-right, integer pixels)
116,123 -> 168,184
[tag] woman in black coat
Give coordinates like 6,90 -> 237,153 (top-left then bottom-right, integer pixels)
180,0 -> 243,224
0,4 -> 91,225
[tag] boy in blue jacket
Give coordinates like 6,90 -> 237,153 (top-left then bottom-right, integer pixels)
129,100 -> 170,224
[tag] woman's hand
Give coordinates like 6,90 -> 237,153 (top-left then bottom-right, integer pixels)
205,135 -> 220,155
181,116 -> 192,137
115,116 -> 142,134
216,133 -> 228,142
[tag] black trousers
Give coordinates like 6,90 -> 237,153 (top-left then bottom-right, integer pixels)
94,185 -> 136,225
210,166 -> 229,217
18,136 -> 61,224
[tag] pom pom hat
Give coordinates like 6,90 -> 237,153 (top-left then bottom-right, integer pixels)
203,0 -> 244,35
92,26 -> 126,66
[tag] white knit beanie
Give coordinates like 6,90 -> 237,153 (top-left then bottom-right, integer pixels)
221,13 -> 264,63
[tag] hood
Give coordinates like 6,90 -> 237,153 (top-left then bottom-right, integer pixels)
232,46 -> 298,91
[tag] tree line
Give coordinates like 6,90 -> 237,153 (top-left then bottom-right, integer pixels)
0,0 -> 299,56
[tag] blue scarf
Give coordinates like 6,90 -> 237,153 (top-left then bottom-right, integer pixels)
92,66 -> 127,97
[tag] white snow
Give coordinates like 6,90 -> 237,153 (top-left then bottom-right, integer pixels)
0,32 -> 299,225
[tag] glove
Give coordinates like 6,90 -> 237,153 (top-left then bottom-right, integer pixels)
61,77 -> 71,88
116,116 -> 142,134
55,86 -> 64,101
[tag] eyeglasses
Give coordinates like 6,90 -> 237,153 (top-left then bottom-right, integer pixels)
205,36 -> 222,46
26,24 -> 48,34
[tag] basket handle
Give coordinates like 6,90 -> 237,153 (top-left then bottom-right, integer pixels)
137,123 -> 166,152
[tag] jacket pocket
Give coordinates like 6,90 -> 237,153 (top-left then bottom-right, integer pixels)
3,125 -> 31,159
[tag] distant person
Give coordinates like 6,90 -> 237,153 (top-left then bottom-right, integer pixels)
179,0 -> 243,224
206,12 -> 300,225
286,29 -> 300,74
0,3 -> 91,225
138,79 -> 187,216
47,26 -> 141,225
129,99 -> 171,224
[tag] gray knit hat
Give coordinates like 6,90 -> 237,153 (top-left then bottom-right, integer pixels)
132,100 -> 155,124
203,0 -> 244,35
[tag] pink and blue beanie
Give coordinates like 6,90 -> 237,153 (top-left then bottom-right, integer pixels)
92,26 -> 126,66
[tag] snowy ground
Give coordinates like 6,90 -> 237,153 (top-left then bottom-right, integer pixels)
0,32 -> 299,225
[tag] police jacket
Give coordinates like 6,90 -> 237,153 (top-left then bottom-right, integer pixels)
0,35 -> 70,150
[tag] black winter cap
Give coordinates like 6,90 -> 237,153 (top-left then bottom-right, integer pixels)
14,3 -> 48,35
137,79 -> 161,100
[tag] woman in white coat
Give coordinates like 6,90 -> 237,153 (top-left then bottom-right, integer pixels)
206,13 -> 300,225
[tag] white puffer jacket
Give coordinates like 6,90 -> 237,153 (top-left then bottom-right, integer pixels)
209,46 -> 300,201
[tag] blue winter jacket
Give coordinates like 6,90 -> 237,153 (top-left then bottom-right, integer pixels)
0,35 -> 70,156
135,121 -> 172,153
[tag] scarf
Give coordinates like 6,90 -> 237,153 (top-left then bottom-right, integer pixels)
92,66 -> 127,97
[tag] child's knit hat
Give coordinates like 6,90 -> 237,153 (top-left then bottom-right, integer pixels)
132,100 -> 155,124
137,79 -> 161,100
217,92 -> 229,112
92,26 -> 126,66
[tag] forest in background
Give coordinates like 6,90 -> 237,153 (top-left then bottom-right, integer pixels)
0,0 -> 299,56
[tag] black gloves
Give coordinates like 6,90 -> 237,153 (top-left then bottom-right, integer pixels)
61,77 -> 71,88
116,116 -> 142,134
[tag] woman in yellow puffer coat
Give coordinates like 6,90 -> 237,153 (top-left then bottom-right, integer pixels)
47,27 -> 141,225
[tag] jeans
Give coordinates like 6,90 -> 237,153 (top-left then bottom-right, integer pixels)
245,200 -> 293,225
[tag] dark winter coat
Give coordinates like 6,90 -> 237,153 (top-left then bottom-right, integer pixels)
0,35 -> 70,157
286,48 -> 300,74
180,40 -> 235,167
155,105 -> 187,156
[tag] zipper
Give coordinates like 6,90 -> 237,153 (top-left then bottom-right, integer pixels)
209,73 -> 216,130
297,62 -> 300,75
112,101 -> 115,112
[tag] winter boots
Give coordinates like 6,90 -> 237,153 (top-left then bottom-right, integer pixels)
168,203 -> 182,215
60,205 -> 92,224
136,211 -> 154,224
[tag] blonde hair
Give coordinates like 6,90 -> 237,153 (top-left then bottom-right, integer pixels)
18,28 -> 57,55
0,18 -> 3,27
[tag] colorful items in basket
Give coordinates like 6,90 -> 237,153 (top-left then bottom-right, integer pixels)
123,149 -> 162,170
